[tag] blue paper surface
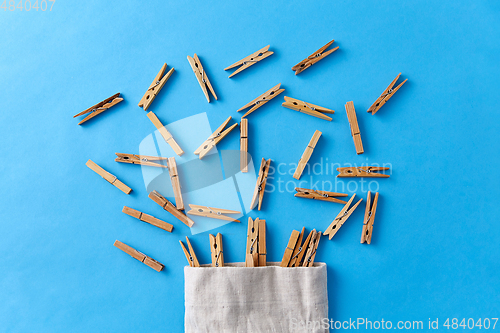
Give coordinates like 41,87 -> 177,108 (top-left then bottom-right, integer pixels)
0,1 -> 499,332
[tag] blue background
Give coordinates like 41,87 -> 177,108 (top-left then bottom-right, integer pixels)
1,1 -> 499,332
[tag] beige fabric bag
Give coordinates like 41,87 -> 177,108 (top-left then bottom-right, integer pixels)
185,262 -> 329,333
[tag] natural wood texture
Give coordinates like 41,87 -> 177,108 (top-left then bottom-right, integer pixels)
240,118 -> 248,173
294,187 -> 348,204
345,101 -> 364,154
138,63 -> 174,111
194,116 -> 237,159
122,206 -> 173,232
187,204 -> 241,222
114,240 -> 164,272
86,159 -> 132,194
187,54 -> 217,103
293,130 -> 322,180
146,111 -> 184,156
324,194 -> 363,240
238,83 -> 285,118
303,230 -> 322,267
165,157 -> 184,210
289,227 -> 305,267
250,158 -> 272,211
336,166 -> 390,178
281,230 -> 300,267
282,96 -> 335,121
224,45 -> 274,78
209,233 -> 224,267
292,39 -> 339,75
258,219 -> 267,267
179,236 -> 200,267
115,153 -> 168,168
361,192 -> 379,244
245,217 -> 260,267
148,190 -> 194,227
74,93 -> 123,125
367,73 -> 407,115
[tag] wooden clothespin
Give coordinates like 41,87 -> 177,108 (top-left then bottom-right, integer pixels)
114,240 -> 164,272
166,157 -> 184,210
73,93 -> 123,125
337,166 -> 390,178
209,233 -> 224,267
345,101 -> 364,155
187,54 -> 217,103
324,194 -> 363,240
86,159 -> 131,194
361,192 -> 379,244
245,217 -> 260,267
282,96 -> 335,121
292,39 -> 339,75
148,190 -> 194,227
187,204 -> 241,222
115,153 -> 168,168
146,111 -> 184,156
281,230 -> 300,267
240,118 -> 248,172
115,154 -> 184,209
367,73 -> 407,115
238,83 -> 284,118
224,45 -> 273,78
303,230 -> 322,267
179,236 -> 200,267
289,227 -> 309,267
138,63 -> 174,111
294,188 -> 348,204
250,158 -> 272,211
122,206 -> 173,232
194,116 -> 237,159
258,219 -> 267,266
293,130 -> 322,180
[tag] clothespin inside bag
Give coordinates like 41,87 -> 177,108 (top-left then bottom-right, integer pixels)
281,230 -> 300,267
209,233 -> 224,267
246,217 -> 260,267
180,237 -> 200,267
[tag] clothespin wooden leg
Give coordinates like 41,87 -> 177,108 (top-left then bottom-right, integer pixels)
167,157 -> 184,210
240,118 -> 248,173
246,217 -> 259,267
281,230 -> 300,267
345,102 -> 364,154
258,219 -> 266,267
